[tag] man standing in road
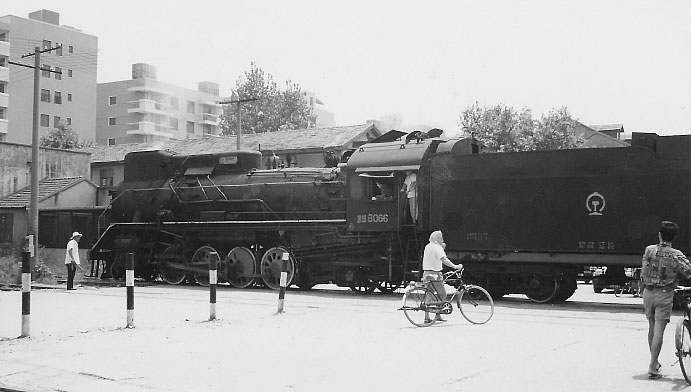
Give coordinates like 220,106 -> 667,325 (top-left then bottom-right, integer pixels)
641,221 -> 691,379
65,232 -> 82,290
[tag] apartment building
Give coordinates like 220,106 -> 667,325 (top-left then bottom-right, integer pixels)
0,10 -> 98,145
303,91 -> 335,127
97,63 -> 222,145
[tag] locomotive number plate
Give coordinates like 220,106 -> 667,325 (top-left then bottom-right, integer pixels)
356,213 -> 390,224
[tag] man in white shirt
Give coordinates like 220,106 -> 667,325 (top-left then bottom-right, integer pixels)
64,231 -> 82,290
400,170 -> 418,224
422,231 -> 463,321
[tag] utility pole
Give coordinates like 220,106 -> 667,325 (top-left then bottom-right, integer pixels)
9,45 -> 62,337
219,97 -> 258,150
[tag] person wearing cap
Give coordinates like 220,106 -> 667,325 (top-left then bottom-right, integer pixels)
64,231 -> 82,290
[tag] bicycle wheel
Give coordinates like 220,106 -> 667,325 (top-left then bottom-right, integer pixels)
676,318 -> 691,384
457,285 -> 494,325
402,286 -> 437,327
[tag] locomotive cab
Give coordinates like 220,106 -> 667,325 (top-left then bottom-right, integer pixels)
344,136 -> 440,232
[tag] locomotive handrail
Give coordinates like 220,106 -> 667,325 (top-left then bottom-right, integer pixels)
205,175 -> 228,200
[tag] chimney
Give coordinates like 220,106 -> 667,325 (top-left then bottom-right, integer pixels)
132,63 -> 157,80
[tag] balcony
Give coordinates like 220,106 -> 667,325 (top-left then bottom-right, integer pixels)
0,40 -> 8,56
0,66 -> 7,82
127,99 -> 172,116
127,84 -> 171,95
126,121 -> 173,137
0,93 -> 7,108
198,113 -> 220,125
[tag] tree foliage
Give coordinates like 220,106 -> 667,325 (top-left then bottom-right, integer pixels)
220,63 -> 316,135
39,121 -> 91,149
460,103 -> 581,152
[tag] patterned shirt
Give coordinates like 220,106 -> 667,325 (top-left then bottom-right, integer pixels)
641,243 -> 691,288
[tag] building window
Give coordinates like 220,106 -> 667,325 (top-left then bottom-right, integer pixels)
40,114 -> 49,127
0,107 -> 6,120
42,40 -> 51,50
108,117 -> 116,126
56,44 -> 62,56
41,65 -> 51,78
0,82 -> 5,93
40,89 -> 51,102
68,45 -> 73,53
109,96 -> 117,105
68,69 -> 72,77
187,101 -> 195,114
54,66 -> 62,80
0,32 -> 6,42
186,121 -> 195,134
54,91 -> 62,104
203,124 -> 213,135
100,168 -> 114,186
108,138 -> 116,146
54,116 -> 61,128
0,57 -> 6,67
170,118 -> 178,130
0,213 -> 13,243
66,118 -> 71,125
68,93 -> 72,101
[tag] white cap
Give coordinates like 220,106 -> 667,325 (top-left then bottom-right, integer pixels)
71,231 -> 82,239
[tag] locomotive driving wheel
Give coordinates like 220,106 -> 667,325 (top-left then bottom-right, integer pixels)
192,245 -> 219,286
377,280 -> 401,294
226,247 -> 257,288
350,279 -> 378,294
158,246 -> 187,285
260,246 -> 295,290
524,274 -> 559,303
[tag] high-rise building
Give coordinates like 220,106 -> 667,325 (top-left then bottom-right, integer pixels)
0,10 -> 98,144
302,91 -> 335,127
96,63 -> 222,145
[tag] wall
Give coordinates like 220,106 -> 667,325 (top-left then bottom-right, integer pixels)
0,142 -> 91,198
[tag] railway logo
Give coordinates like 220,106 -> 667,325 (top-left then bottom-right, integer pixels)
586,192 -> 606,216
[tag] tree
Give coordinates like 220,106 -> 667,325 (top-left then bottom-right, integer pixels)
460,103 -> 580,151
220,63 -> 316,136
39,121 -> 91,149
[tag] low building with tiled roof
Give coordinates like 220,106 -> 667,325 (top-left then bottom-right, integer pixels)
0,176 -> 99,247
82,124 -> 382,202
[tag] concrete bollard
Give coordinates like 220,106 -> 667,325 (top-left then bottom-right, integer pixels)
276,251 -> 289,314
209,251 -> 218,321
20,251 -> 31,338
126,253 -> 135,329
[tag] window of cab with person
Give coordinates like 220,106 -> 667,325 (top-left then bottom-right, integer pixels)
370,177 -> 394,201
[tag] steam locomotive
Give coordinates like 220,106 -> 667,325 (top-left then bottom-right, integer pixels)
90,131 -> 690,303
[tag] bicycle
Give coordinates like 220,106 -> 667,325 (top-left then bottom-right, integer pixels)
675,286 -> 691,384
399,268 -> 494,327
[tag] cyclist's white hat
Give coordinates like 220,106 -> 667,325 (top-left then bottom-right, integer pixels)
70,232 -> 82,239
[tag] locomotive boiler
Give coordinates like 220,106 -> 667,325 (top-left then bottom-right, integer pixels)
90,131 -> 691,303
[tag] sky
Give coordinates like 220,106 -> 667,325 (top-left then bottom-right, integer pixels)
4,0 -> 691,136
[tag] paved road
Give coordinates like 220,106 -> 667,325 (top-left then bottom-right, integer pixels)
0,282 -> 686,392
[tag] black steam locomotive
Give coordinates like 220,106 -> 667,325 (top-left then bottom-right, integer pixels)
90,131 -> 690,303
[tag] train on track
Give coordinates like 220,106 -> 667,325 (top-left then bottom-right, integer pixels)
90,131 -> 690,303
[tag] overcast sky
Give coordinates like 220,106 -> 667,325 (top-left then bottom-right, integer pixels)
5,0 -> 691,135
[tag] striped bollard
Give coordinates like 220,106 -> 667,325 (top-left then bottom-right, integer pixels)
126,253 -> 135,329
209,251 -> 218,321
20,251 -> 31,337
276,252 -> 289,314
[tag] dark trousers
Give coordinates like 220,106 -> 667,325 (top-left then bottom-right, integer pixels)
66,264 -> 76,289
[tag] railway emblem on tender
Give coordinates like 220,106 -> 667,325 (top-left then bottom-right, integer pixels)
586,192 -> 606,216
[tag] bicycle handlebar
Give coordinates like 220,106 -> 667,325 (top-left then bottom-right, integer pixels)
443,268 -> 464,281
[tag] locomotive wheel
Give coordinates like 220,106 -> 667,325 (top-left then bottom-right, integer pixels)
192,245 -> 219,287
260,247 -> 295,290
524,275 -> 559,303
552,277 -> 577,302
159,246 -> 187,285
226,247 -> 257,289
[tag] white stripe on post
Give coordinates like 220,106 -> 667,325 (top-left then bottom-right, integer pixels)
21,251 -> 31,338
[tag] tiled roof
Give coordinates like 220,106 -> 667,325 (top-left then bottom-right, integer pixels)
0,177 -> 87,209
84,124 -> 378,163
